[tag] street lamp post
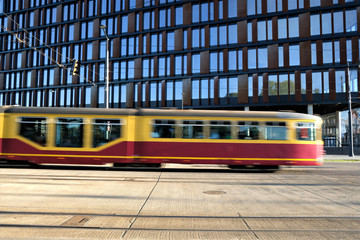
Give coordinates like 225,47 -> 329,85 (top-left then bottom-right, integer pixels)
100,25 -> 110,109
347,63 -> 354,157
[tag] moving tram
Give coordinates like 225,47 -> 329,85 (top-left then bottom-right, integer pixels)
0,106 -> 323,169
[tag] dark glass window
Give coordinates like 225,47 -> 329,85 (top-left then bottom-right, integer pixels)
182,121 -> 204,138
210,121 -> 231,139
19,117 -> 47,146
238,122 -> 260,140
152,120 -> 176,138
93,119 -> 122,147
56,118 -> 84,147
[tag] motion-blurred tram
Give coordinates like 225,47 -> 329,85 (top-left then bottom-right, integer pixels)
0,106 -> 323,169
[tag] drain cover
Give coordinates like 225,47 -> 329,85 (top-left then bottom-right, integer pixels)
61,216 -> 91,227
203,190 -> 226,195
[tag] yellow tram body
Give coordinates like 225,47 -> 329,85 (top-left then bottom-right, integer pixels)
0,106 -> 323,168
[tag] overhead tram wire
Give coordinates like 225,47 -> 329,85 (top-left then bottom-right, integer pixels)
0,11 -> 97,86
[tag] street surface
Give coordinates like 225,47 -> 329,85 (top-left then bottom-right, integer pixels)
0,162 -> 359,239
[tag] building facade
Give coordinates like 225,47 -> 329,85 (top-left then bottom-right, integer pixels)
0,0 -> 359,116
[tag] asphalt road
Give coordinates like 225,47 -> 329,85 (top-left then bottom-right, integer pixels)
0,162 -> 359,240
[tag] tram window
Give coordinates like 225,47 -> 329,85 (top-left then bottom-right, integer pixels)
19,117 -> 47,146
238,121 -> 260,140
56,118 -> 84,147
296,122 -> 316,141
182,120 -> 204,138
265,122 -> 287,140
93,119 -> 122,147
152,119 -> 175,138
209,121 -> 231,139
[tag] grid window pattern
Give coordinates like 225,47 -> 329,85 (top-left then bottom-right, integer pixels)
0,1 -> 359,112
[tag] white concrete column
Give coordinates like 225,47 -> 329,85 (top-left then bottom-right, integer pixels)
336,111 -> 342,147
307,104 -> 313,115
244,106 -> 250,111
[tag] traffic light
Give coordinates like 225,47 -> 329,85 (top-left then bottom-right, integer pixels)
71,60 -> 80,76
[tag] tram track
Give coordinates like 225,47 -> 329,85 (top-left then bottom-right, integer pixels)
1,210 -> 360,220
1,223 -> 359,233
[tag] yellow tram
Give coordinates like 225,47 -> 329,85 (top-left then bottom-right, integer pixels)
0,106 -> 323,169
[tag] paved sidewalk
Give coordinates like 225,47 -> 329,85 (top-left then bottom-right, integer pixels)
324,154 -> 360,161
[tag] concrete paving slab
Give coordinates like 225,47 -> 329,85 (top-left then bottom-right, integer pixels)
131,217 -> 248,230
244,218 -> 360,231
0,227 -> 127,240
256,231 -> 360,240
123,230 -> 259,240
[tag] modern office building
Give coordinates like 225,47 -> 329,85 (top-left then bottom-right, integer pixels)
0,0 -> 359,116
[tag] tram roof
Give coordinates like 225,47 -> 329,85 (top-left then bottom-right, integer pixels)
0,106 -> 321,120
